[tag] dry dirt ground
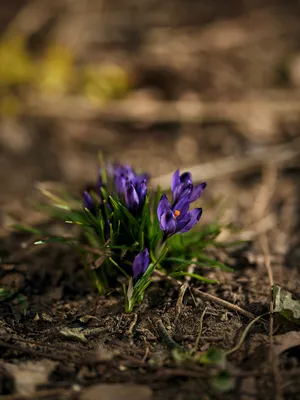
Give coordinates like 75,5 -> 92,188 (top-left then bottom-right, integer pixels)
1,1 -> 300,399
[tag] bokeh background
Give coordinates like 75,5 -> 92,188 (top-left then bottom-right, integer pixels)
1,0 -> 300,240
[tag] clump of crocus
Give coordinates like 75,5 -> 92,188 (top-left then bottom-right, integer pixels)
29,155 -> 231,315
157,170 -> 206,240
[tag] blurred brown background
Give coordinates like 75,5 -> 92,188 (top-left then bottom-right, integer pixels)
1,0 -> 300,234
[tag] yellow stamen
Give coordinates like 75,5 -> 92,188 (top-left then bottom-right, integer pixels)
174,209 -> 180,218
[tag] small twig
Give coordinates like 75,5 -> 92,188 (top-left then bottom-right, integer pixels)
126,313 -> 138,335
154,270 -> 256,320
174,284 -> 188,324
175,335 -> 223,342
141,343 -> 150,364
224,313 -> 269,356
259,235 -> 274,339
259,234 -> 283,400
192,307 -> 208,354
0,340 -> 73,362
152,318 -> 184,351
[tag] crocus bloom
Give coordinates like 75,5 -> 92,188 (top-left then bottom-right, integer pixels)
157,193 -> 202,239
108,164 -> 148,189
108,163 -> 148,212
124,178 -> 148,212
172,169 -> 207,204
132,248 -> 150,282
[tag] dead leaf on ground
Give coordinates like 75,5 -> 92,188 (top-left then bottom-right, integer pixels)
273,331 -> 300,356
80,384 -> 152,400
272,284 -> 300,325
79,314 -> 100,324
59,327 -> 87,343
4,360 -> 57,396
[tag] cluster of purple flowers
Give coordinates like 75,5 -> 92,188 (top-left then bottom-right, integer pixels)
110,164 -> 148,213
82,164 -> 206,284
83,164 -> 148,215
157,169 -> 207,240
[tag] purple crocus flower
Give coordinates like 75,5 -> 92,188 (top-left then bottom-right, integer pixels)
172,169 -> 207,204
108,163 -> 148,188
122,178 -> 147,212
157,193 -> 202,239
108,163 -> 148,213
132,248 -> 150,283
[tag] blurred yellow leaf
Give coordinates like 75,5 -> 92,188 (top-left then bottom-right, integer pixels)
35,45 -> 75,94
0,37 -> 33,86
0,95 -> 21,118
82,64 -> 129,105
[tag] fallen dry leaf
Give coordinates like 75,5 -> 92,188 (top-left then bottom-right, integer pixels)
273,331 -> 300,356
60,327 -> 87,343
273,284 -> 300,325
80,384 -> 152,400
4,360 -> 57,396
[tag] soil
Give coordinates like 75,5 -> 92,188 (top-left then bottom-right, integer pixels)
1,0 -> 300,399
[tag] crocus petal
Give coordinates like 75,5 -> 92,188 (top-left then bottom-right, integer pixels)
137,179 -> 148,204
180,171 -> 192,184
134,173 -> 149,185
175,213 -> 190,232
172,195 -> 190,216
173,182 -> 193,203
132,248 -> 150,282
179,208 -> 202,233
189,182 -> 207,203
83,191 -> 95,213
157,194 -> 171,220
115,174 -> 127,194
160,210 -> 177,237
124,182 -> 140,211
171,169 -> 180,192
121,165 -> 135,181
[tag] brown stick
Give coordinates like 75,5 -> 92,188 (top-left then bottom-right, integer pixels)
259,234 -> 283,400
154,270 -> 256,319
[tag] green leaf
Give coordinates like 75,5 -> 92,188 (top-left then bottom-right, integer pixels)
198,347 -> 226,368
34,236 -> 76,246
273,284 -> 300,325
171,271 -> 218,284
0,288 -> 13,301
98,151 -> 108,184
196,254 -> 233,272
211,370 -> 234,392
12,224 -> 44,235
